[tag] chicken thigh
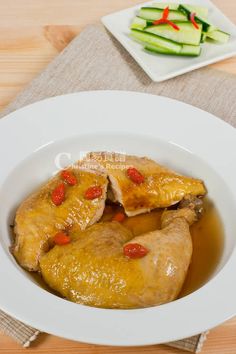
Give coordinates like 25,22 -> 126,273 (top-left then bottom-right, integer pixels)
40,199 -> 199,309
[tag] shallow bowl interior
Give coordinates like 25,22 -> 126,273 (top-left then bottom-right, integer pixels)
1,133 -> 235,278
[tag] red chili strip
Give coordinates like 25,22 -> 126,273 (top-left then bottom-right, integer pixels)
162,6 -> 169,20
190,12 -> 199,29
152,18 -> 167,25
153,6 -> 169,25
53,232 -> 71,245
153,18 -> 180,30
123,243 -> 149,259
152,6 -> 179,30
84,186 -> 103,200
166,19 -> 180,30
51,183 -> 65,206
127,167 -> 145,185
61,170 -> 77,186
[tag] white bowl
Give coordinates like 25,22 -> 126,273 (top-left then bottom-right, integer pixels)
0,91 -> 236,346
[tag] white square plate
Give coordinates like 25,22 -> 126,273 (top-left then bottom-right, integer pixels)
102,0 -> 236,82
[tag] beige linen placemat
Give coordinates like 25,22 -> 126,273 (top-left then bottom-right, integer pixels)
0,24 -> 236,352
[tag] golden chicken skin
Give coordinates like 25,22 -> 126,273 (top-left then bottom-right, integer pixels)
13,165 -> 108,271
82,152 -> 207,216
40,198 -> 200,309
13,150 -> 207,310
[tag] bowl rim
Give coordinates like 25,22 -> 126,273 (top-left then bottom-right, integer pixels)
0,90 -> 236,346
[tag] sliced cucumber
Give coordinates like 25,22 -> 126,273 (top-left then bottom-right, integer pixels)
207,29 -> 230,43
144,43 -> 174,54
130,29 -> 182,53
180,4 -> 208,19
150,3 -> 179,10
129,3 -> 230,60
201,31 -> 207,43
139,7 -> 188,21
145,22 -> 202,45
130,16 -> 147,30
151,3 -> 208,18
145,43 -> 201,56
179,4 -> 215,32
180,44 -> 201,56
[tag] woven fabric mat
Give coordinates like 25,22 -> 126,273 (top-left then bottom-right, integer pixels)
1,24 -> 236,352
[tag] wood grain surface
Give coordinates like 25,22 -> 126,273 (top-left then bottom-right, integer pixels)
0,0 -> 236,353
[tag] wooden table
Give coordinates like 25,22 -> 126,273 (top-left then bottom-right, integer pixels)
0,1 -> 235,353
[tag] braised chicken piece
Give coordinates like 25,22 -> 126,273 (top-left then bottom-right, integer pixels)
13,166 -> 108,271
81,152 -> 206,216
40,197 -> 201,309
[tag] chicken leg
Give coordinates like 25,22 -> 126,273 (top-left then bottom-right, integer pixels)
40,198 -> 201,309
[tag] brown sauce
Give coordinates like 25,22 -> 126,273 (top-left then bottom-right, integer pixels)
179,199 -> 224,297
29,198 -> 224,300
